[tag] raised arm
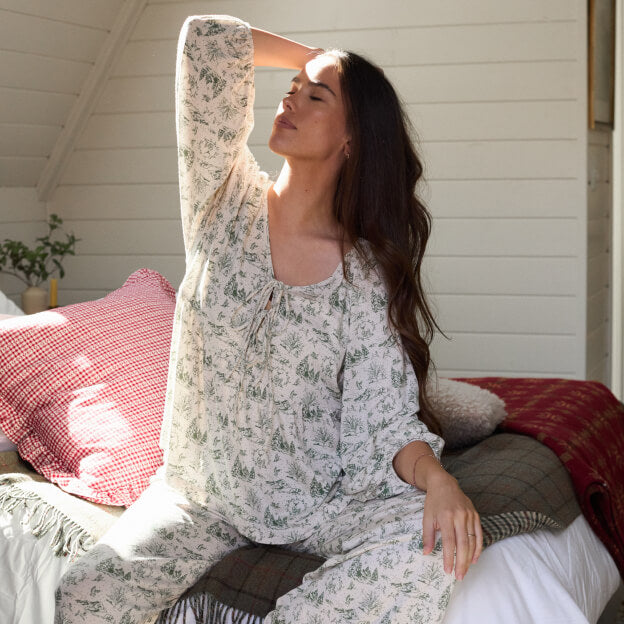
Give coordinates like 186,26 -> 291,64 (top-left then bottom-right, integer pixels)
175,16 -> 255,251
251,27 -> 323,69
175,17 -> 322,252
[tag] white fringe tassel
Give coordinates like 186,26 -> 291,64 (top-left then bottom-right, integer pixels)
0,477 -> 94,558
156,591 -> 265,624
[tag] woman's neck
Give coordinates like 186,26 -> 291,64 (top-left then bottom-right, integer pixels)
269,160 -> 340,237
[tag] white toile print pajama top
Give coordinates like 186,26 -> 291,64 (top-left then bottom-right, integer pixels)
55,15 -> 454,624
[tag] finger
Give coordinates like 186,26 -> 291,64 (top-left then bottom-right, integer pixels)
422,514 -> 436,555
465,531 -> 478,575
454,524 -> 471,580
472,515 -> 484,563
467,513 -> 479,561
439,519 -> 456,575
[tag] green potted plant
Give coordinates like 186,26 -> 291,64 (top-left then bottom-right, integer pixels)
0,214 -> 79,314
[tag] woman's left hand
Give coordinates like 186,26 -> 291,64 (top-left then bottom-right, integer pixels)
422,470 -> 483,580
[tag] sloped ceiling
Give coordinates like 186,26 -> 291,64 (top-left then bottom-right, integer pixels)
0,0 -> 128,188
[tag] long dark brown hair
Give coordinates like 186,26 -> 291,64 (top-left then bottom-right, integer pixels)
329,50 -> 442,436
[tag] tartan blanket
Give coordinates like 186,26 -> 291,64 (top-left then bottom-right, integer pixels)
461,377 -> 624,578
157,432 -> 580,621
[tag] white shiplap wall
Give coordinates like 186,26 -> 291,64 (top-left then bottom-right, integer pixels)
50,0 -> 589,379
0,188 -> 46,303
0,0 -> 126,186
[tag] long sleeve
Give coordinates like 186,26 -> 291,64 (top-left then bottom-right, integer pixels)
161,15 -> 257,471
339,267 -> 444,501
175,15 -> 255,253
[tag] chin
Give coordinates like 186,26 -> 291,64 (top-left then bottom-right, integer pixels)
268,135 -> 293,159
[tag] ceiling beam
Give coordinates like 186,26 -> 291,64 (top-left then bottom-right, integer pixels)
37,0 -> 148,201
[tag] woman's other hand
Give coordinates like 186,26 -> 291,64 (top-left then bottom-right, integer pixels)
421,467 -> 483,580
393,441 -> 483,580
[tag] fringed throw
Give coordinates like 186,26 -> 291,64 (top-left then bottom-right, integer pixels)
0,475 -> 94,557
156,592 -> 264,624
0,452 -> 123,559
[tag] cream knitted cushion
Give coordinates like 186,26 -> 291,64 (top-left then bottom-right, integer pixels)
428,378 -> 507,450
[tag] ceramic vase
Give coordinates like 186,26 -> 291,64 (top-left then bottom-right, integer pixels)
21,286 -> 48,315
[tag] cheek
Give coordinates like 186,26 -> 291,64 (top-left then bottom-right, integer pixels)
311,113 -> 347,142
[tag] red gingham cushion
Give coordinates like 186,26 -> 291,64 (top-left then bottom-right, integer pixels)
0,269 -> 175,506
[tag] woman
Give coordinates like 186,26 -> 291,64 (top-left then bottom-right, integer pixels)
56,15 -> 481,624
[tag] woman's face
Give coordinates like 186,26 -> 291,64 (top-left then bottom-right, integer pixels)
268,54 -> 351,165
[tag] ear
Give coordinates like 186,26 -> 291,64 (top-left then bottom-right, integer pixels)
343,138 -> 352,159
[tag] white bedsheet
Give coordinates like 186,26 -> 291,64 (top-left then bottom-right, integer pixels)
0,508 -> 69,624
1,510 -> 619,624
442,514 -> 620,624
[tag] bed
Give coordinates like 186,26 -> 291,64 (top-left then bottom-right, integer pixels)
0,269 -> 622,624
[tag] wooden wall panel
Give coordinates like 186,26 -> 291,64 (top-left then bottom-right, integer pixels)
424,179 -> 581,218
49,184 -> 180,220
425,256 -> 579,296
0,87 -> 75,126
0,0 -> 126,195
62,147 -> 178,185
76,112 -> 175,149
60,253 -> 185,294
96,76 -> 174,113
429,218 -> 578,257
0,125 -> 59,158
432,333 -> 578,375
0,157 -> 46,186
136,0 -> 576,40
0,50 -> 91,95
67,219 -> 182,256
0,0 -> 124,29
0,188 -> 46,301
0,11 -> 106,61
434,294 -> 576,335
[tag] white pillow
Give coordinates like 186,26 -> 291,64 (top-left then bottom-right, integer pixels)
0,291 -> 23,316
428,378 -> 507,450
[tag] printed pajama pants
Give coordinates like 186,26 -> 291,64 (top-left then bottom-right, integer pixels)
55,479 -> 455,624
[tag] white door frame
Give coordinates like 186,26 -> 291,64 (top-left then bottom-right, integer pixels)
612,1 -> 623,398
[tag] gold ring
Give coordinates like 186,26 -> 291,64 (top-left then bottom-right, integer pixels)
467,533 -> 476,537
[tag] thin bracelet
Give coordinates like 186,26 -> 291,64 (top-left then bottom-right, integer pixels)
411,452 -> 440,488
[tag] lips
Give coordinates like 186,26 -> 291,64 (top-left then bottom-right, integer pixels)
275,115 -> 296,129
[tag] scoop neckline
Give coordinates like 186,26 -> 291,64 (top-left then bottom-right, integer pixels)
262,193 -> 356,291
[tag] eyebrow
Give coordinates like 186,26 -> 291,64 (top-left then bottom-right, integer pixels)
291,75 -> 336,97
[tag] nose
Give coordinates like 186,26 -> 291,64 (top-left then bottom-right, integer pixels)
282,96 -> 294,112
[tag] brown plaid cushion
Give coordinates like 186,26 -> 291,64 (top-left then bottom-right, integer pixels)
156,546 -> 324,622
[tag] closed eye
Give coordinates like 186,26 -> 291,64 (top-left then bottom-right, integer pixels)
285,90 -> 322,102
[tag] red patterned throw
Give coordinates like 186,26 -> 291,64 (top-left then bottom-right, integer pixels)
460,377 -> 624,578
